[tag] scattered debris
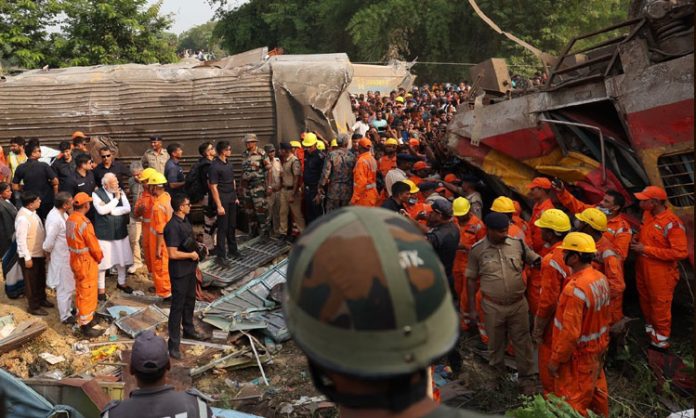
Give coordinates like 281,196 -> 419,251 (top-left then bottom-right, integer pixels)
200,238 -> 290,287
25,377 -> 114,417
114,305 -> 168,338
0,368 -> 85,418
39,352 -> 66,365
0,318 -> 48,354
210,407 -> 264,418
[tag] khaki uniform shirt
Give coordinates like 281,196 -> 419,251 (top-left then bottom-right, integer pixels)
281,154 -> 301,188
466,236 -> 539,301
141,149 -> 169,174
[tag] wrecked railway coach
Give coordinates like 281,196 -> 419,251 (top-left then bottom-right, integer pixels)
447,1 -> 694,270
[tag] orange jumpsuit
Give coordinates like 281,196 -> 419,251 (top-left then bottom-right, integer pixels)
535,242 -> 571,393
453,216 -> 486,331
351,151 -> 379,206
557,188 -> 633,258
135,190 -> 153,272
594,237 -> 625,325
528,198 -> 555,254
147,192 -> 173,298
378,155 -> 396,178
635,209 -> 688,348
66,212 -> 103,326
406,201 -> 431,227
551,267 -> 611,417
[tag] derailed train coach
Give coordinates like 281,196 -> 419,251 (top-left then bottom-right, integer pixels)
447,1 -> 694,272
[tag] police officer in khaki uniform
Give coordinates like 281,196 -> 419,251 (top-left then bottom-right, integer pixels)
466,212 -> 540,395
101,330 -> 212,418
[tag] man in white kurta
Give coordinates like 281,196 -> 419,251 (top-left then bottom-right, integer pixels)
92,173 -> 134,299
43,192 -> 75,324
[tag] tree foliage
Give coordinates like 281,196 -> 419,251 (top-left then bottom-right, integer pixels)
210,0 -> 630,82
177,21 -> 225,57
0,0 -> 61,69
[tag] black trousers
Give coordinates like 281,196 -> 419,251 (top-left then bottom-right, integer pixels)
168,273 -> 196,350
19,257 -> 46,310
303,186 -> 323,225
215,193 -> 238,258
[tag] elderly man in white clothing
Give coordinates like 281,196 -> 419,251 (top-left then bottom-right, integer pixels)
92,173 -> 134,299
43,192 -> 76,324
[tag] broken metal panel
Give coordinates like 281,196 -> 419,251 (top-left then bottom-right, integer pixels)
349,61 -> 415,94
114,305 -> 168,338
0,368 -> 85,418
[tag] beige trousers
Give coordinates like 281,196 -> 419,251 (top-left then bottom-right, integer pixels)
279,189 -> 305,235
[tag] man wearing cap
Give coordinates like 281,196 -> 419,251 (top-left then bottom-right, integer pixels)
240,133 -> 271,238
101,330 -> 213,418
278,142 -> 305,239
264,143 -> 282,235
527,177 -> 556,254
350,138 -> 379,207
378,138 -> 398,177
318,133 -> 355,212
290,140 -> 304,172
301,133 -> 325,223
134,168 -> 157,272
467,212 -> 540,394
66,192 -> 104,337
141,135 -> 169,174
630,186 -> 687,349
147,173 -> 173,299
420,181 -> 448,205
446,175 -> 483,219
410,160 -> 431,186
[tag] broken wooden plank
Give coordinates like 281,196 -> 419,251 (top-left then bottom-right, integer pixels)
0,319 -> 47,354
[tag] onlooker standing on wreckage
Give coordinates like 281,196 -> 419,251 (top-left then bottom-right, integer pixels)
93,173 -> 134,299
0,182 -> 23,299
264,143 -> 282,235
318,133 -> 355,212
208,140 -> 240,264
191,142 -> 217,251
43,192 -> 76,324
141,135 -> 169,174
277,142 -> 304,240
164,143 -> 186,197
15,192 -> 51,315
12,141 -> 58,219
240,133 -> 271,238
164,195 -> 205,359
127,162 -> 146,274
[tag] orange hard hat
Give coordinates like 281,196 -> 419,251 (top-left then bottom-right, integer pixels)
634,185 -> 667,201
413,161 -> 430,171
444,174 -> 460,184
408,138 -> 420,147
71,131 -> 87,139
73,192 -> 93,205
358,138 -> 373,148
527,177 -> 552,190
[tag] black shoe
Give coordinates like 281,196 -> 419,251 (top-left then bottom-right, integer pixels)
98,293 -> 107,301
183,330 -> 206,341
215,256 -> 231,267
62,316 -> 76,325
227,251 -> 241,259
28,308 -> 49,316
117,284 -> 134,294
81,325 -> 104,338
40,300 -> 55,308
169,348 -> 182,359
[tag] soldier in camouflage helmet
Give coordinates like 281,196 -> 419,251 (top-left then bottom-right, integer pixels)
240,133 -> 272,237
318,133 -> 356,212
284,207 -> 496,417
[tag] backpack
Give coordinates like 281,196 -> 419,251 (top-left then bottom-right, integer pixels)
185,159 -> 211,204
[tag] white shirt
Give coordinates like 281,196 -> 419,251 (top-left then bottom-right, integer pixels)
15,207 -> 45,261
384,167 -> 407,197
92,188 -> 131,217
351,120 -> 370,137
43,207 -> 71,289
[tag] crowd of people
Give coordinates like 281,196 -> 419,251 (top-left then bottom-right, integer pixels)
0,84 -> 689,418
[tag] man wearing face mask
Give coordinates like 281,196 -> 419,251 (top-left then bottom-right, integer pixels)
630,186 -> 687,350
552,179 -> 632,259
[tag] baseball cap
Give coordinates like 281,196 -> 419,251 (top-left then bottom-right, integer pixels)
264,143 -> 275,152
634,185 -> 667,201
419,181 -> 438,192
431,199 -> 453,217
527,177 -> 552,190
130,330 -> 170,374
413,161 -> 431,171
290,141 -> 302,148
71,131 -> 87,139
358,138 -> 372,148
444,174 -> 461,184
484,212 -> 511,230
244,133 -> 258,143
409,138 -> 420,147
73,192 -> 92,206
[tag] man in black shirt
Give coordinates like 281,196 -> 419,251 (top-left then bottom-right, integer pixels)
164,195 -> 204,359
71,153 -> 97,220
12,141 -> 58,219
93,146 -> 130,189
52,141 -> 75,192
164,143 -> 185,197
208,141 -> 240,264
381,181 -> 409,213
301,133 -> 325,224
422,199 -> 460,298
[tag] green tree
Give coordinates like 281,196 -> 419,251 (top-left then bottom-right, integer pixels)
0,0 -> 61,70
50,0 -> 178,67
178,21 -> 225,57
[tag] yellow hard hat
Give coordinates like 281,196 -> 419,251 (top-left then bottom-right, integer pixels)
139,167 -> 158,182
452,197 -> 471,217
490,196 -> 515,213
395,96 -> 405,103
330,139 -> 338,147
402,179 -> 420,194
147,172 -> 167,185
385,138 -> 399,146
534,208 -> 571,233
316,141 -> 326,151
558,232 -> 597,253
302,132 -> 318,147
575,208 -> 608,232
290,141 -> 302,148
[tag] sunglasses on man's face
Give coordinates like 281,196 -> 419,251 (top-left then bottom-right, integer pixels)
101,154 -> 112,159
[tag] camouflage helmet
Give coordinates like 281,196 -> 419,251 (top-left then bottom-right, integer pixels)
283,207 -> 458,377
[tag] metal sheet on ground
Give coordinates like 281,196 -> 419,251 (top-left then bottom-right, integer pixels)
114,305 -> 168,338
200,238 -> 290,287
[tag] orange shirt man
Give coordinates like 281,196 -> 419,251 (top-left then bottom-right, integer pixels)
526,177 -> 555,254
147,173 -> 173,298
350,138 -> 379,207
66,192 -> 104,337
378,138 -> 398,177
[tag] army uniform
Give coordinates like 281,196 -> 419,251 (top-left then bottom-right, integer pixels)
241,146 -> 271,236
319,147 -> 356,212
467,235 -> 540,378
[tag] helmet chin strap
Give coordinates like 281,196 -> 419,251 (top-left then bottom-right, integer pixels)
307,361 -> 428,412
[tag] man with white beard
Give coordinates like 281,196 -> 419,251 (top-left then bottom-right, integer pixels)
43,192 -> 76,324
92,173 -> 134,299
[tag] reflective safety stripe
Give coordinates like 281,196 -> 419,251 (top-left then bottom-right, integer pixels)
663,222 -> 685,238
549,259 -> 567,278
68,247 -> 90,254
602,249 -> 618,259
654,332 -> 669,342
142,218 -> 151,223
197,398 -> 208,418
578,326 -> 607,343
572,287 -> 590,308
554,318 -> 563,330
652,340 -> 670,348
149,226 -> 160,235
365,183 -> 377,190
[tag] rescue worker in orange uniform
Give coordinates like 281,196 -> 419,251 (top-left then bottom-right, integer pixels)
530,209 -> 572,393
574,208 -> 625,325
452,197 -> 486,331
527,177 -> 556,255
66,192 -> 104,338
350,138 -> 379,207
630,186 -> 688,349
512,200 -> 531,244
134,168 -> 157,272
403,179 -> 431,227
409,161 -> 430,187
378,138 -> 398,177
549,232 -> 611,417
552,179 -> 632,259
147,173 -> 173,299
